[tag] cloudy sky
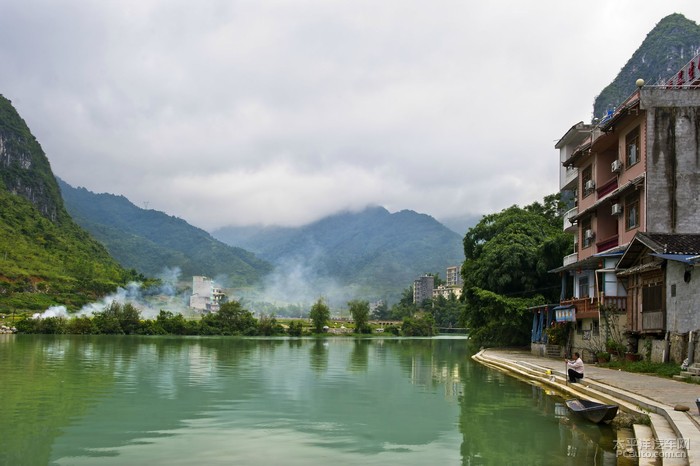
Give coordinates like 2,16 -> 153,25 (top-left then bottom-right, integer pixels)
2,1 -> 700,232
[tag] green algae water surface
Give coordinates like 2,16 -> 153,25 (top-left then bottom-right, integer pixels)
0,335 -> 617,465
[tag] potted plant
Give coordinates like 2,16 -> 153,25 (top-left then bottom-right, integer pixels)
625,352 -> 643,362
596,351 -> 611,363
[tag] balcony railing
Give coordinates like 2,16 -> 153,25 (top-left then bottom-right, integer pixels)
562,207 -> 578,233
562,253 -> 578,267
560,295 -> 626,321
596,177 -> 618,198
596,234 -> 619,253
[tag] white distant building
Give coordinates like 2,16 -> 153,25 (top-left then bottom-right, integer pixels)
189,276 -> 226,312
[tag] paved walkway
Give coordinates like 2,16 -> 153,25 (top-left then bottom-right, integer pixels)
475,348 -> 700,465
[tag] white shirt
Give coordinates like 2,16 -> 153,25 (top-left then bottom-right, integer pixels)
567,357 -> 584,374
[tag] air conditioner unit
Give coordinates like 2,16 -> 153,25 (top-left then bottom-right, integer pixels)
611,203 -> 623,216
584,229 -> 595,240
611,160 -> 623,173
584,180 -> 595,191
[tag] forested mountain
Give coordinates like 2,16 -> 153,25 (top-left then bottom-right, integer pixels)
212,206 -> 464,302
0,95 -> 131,310
593,13 -> 700,118
58,179 -> 272,286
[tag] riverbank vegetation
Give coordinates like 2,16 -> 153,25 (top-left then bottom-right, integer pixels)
460,194 -> 572,348
12,299 -> 441,337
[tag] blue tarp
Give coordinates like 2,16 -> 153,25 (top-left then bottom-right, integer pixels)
650,253 -> 697,264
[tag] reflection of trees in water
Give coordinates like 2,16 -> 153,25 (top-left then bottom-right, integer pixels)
0,335 -> 118,465
348,339 -> 369,372
309,339 -> 328,373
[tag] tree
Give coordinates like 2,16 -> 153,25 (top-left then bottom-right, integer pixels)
309,298 -> 330,333
348,300 -> 371,334
370,300 -> 390,320
401,313 -> 436,336
390,286 -> 417,320
430,293 -> 463,328
201,300 -> 257,335
461,194 -> 571,347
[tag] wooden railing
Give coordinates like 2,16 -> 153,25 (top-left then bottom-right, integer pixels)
559,295 -> 626,320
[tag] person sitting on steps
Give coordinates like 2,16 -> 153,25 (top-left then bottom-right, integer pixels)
565,352 -> 584,383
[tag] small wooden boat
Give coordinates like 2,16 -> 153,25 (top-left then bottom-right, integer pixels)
565,398 -> 618,424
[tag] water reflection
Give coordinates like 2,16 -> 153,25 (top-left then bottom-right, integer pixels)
0,336 -> 617,465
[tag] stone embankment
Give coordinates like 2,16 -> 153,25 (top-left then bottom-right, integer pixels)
0,324 -> 17,334
474,348 -> 700,465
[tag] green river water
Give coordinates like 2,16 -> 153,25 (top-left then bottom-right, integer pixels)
0,335 -> 619,465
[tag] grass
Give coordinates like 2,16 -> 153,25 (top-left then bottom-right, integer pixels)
601,359 -> 682,379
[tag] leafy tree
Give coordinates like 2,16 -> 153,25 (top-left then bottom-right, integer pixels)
287,320 -> 304,337
370,300 -> 390,320
348,300 -> 371,334
462,196 -> 570,302
390,286 -> 417,320
401,313 -> 436,336
464,288 -> 543,347
201,300 -> 257,335
430,293 -> 463,328
461,195 -> 569,347
309,298 -> 330,333
258,313 -> 283,336
66,316 -> 97,334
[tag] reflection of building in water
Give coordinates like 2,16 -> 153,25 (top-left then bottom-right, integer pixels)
189,276 -> 226,312
410,354 -> 462,399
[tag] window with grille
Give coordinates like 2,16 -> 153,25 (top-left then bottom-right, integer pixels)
626,126 -> 640,166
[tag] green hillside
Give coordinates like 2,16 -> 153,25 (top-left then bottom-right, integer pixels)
594,13 -> 700,118
58,179 -> 272,286
0,95 -> 131,311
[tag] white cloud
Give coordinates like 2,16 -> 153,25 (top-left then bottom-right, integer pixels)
2,0 -> 699,229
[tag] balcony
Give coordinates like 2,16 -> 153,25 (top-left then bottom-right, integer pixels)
562,253 -> 578,267
562,207 -> 578,233
596,234 -> 619,253
596,177 -> 618,198
560,295 -> 626,320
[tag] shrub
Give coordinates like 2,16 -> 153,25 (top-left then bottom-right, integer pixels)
287,320 -> 304,337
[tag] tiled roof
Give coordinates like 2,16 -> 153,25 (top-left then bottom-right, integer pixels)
639,233 -> 700,255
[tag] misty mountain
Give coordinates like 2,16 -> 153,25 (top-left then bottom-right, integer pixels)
57,179 -> 272,286
212,206 -> 464,302
594,13 -> 700,118
0,94 -> 131,310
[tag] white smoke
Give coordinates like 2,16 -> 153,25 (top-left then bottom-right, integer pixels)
34,266 -> 193,319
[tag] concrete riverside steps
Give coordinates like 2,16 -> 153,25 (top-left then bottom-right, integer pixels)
473,348 -> 700,465
633,424 -> 656,466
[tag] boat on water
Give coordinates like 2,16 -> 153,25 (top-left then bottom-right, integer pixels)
565,398 -> 619,424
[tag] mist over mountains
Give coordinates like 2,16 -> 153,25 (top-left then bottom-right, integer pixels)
59,178 -> 465,306
212,206 -> 464,305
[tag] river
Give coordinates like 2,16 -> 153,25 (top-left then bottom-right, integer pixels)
0,335 -> 619,465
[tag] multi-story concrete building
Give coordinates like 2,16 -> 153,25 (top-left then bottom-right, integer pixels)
413,275 -> 435,305
550,55 -> 700,361
445,265 -> 463,288
432,266 -> 463,300
189,276 -> 226,312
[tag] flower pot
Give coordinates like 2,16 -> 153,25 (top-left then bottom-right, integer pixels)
625,352 -> 642,362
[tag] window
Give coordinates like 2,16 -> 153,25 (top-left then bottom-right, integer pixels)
626,126 -> 640,166
578,276 -> 589,298
581,165 -> 593,197
581,218 -> 593,248
642,284 -> 663,312
625,194 -> 639,230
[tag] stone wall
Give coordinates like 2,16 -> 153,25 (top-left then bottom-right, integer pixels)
641,88 -> 700,233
